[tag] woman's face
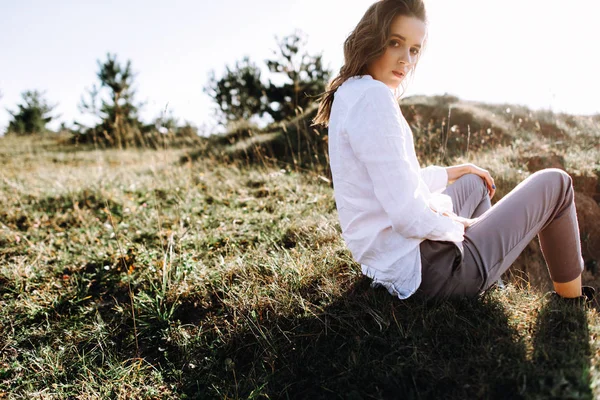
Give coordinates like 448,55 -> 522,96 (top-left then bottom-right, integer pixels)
366,14 -> 427,90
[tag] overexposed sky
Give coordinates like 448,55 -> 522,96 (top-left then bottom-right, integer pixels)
1,0 -> 599,134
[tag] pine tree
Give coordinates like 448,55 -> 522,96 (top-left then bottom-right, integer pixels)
203,57 -> 268,125
6,90 -> 56,135
205,30 -> 331,125
79,53 -> 143,148
264,30 -> 330,122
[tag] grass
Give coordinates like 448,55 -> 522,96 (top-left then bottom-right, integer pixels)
0,99 -> 599,398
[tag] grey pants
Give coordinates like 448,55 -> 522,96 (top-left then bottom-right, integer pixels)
416,168 -> 584,299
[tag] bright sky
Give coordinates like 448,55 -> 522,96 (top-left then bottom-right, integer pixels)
1,0 -> 599,135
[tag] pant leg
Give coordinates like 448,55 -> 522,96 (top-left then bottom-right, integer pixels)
462,168 -> 584,291
473,195 -> 492,218
442,173 -> 492,219
417,174 -> 491,299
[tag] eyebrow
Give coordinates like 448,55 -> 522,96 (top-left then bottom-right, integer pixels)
390,33 -> 421,48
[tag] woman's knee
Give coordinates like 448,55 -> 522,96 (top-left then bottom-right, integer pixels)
529,168 -> 574,207
531,168 -> 572,189
459,173 -> 487,196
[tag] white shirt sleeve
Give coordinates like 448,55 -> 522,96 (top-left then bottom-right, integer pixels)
345,85 -> 464,242
420,165 -> 448,194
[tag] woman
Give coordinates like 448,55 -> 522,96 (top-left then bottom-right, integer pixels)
312,0 -> 592,301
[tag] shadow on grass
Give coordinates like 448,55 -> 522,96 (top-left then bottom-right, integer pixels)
155,277 -> 591,399
529,295 -> 592,399
2,264 -> 592,399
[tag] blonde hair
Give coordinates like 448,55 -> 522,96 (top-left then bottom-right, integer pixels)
312,0 -> 427,127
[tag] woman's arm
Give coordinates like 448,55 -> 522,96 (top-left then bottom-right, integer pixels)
445,163 -> 472,182
346,85 -> 465,242
419,165 -> 448,194
446,163 -> 496,199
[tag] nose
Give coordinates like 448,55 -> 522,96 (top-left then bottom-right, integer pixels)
397,49 -> 413,65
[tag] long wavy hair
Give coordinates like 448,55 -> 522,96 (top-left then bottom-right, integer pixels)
312,0 -> 427,128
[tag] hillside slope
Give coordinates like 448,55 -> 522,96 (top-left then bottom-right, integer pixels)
0,96 -> 598,398
191,94 -> 600,290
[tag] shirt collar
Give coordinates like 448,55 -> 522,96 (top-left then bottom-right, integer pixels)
349,75 -> 395,93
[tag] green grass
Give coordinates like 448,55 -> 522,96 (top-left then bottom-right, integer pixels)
0,104 -> 599,399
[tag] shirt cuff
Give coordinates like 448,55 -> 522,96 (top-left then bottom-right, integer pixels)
425,215 -> 465,242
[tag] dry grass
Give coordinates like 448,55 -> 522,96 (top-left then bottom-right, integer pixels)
0,96 -> 599,398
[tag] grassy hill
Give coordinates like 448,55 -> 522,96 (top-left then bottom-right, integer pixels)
200,95 -> 599,198
0,95 -> 599,398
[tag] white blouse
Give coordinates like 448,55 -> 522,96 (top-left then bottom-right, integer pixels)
328,75 -> 465,299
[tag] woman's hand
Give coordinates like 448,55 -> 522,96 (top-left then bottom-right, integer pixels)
453,215 -> 477,228
446,163 -> 496,199
469,164 -> 496,199
442,211 -> 477,228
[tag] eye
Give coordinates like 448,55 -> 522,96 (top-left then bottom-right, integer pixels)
389,40 -> 400,47
410,48 -> 421,56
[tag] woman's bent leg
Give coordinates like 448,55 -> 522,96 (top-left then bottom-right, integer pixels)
442,173 -> 491,218
417,174 -> 491,299
461,168 -> 584,296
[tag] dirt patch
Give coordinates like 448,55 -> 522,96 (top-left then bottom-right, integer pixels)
523,153 -> 566,172
572,175 -> 599,202
519,155 -> 599,202
575,192 -> 600,262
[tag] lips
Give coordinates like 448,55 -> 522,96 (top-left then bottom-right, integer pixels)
393,70 -> 405,79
